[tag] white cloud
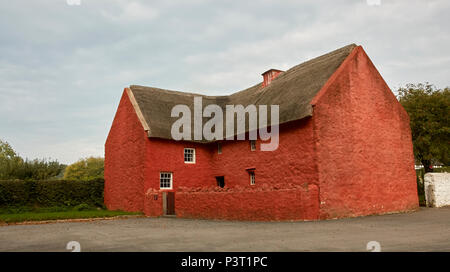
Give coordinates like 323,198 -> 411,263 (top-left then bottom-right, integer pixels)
182,0 -> 450,93
0,0 -> 449,163
100,1 -> 159,22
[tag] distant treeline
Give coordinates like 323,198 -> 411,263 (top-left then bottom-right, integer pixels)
0,139 -> 103,181
1,158 -> 65,181
0,140 -> 65,180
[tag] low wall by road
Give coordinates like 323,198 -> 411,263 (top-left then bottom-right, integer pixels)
424,173 -> 450,207
175,183 -> 319,221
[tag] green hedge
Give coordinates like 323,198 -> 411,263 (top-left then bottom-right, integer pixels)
0,179 -> 104,208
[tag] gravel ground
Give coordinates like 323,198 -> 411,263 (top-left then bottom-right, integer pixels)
1,207 -> 449,252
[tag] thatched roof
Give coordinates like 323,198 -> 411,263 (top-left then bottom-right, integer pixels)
129,43 -> 357,141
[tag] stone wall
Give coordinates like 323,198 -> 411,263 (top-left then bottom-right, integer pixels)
424,173 -> 450,207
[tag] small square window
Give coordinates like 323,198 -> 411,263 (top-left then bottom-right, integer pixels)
250,140 -> 256,151
250,172 -> 255,185
184,148 -> 195,163
160,172 -> 173,189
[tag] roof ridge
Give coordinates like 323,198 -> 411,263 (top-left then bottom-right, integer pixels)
274,43 -> 357,81
130,44 -> 357,99
128,43 -> 358,141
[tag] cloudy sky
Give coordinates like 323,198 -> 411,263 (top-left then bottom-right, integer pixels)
0,0 -> 449,164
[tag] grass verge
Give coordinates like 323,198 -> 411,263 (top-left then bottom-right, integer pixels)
0,210 -> 142,224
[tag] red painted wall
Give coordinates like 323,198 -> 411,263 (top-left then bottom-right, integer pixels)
143,139 -> 215,190
141,138 -> 216,215
210,119 -> 318,189
143,189 -> 163,217
311,46 -> 418,219
176,183 -> 319,221
104,89 -> 147,212
142,118 -> 320,220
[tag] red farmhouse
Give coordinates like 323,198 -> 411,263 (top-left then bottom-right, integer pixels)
105,44 -> 418,221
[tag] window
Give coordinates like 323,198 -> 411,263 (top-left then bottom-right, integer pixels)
217,143 -> 222,154
250,171 -> 255,185
250,140 -> 256,151
160,172 -> 173,189
215,176 -> 225,188
184,148 -> 195,163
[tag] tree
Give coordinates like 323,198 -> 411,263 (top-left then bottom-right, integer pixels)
0,139 -> 23,180
397,83 -> 450,172
0,139 -> 65,180
64,157 -> 104,181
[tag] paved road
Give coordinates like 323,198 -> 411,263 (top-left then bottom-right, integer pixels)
1,207 -> 449,252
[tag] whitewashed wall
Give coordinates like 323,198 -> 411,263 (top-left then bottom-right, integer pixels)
424,173 -> 450,207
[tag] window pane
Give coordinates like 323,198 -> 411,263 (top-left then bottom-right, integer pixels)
184,148 -> 195,162
160,172 -> 172,188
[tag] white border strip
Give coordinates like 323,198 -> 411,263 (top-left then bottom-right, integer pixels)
126,87 -> 151,135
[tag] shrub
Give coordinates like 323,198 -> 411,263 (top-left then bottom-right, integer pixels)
64,157 -> 104,181
74,203 -> 91,211
0,179 -> 104,209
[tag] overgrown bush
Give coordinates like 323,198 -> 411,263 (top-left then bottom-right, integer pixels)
64,157 -> 104,181
0,179 -> 104,209
74,203 -> 91,211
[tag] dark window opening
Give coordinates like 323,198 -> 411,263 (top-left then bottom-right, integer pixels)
250,140 -> 256,151
216,176 -> 225,188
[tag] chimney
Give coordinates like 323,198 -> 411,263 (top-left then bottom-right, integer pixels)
261,69 -> 283,88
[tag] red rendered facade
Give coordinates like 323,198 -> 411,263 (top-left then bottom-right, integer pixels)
105,46 -> 418,221
311,46 -> 418,219
105,91 -> 147,212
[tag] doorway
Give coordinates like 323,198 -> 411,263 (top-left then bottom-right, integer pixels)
163,192 -> 175,215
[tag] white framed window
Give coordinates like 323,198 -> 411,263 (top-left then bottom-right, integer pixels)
217,143 -> 222,154
184,148 -> 195,163
250,140 -> 256,151
250,171 -> 255,185
160,172 -> 173,189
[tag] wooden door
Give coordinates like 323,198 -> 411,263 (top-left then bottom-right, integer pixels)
166,192 -> 175,215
